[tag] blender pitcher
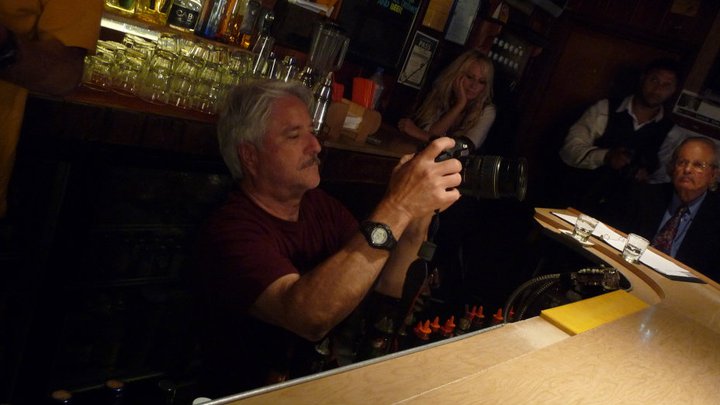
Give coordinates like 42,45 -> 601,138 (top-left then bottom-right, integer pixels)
303,22 -> 349,84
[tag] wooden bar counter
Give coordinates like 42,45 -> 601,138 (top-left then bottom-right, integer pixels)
205,208 -> 720,405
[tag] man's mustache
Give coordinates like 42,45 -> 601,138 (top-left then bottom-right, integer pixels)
301,155 -> 322,169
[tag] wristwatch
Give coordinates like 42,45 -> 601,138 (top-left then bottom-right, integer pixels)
360,221 -> 397,250
0,28 -> 18,70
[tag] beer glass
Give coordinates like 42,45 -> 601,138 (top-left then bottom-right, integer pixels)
111,48 -> 146,96
166,56 -> 200,109
138,49 -> 176,104
194,62 -> 224,114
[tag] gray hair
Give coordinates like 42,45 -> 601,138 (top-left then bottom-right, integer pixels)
217,80 -> 313,180
667,136 -> 720,191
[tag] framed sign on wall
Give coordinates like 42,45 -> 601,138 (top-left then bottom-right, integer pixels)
397,30 -> 439,89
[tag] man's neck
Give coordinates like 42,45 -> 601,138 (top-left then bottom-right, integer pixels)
630,96 -> 662,124
240,181 -> 303,221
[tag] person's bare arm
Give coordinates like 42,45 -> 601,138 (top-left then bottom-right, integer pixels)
0,25 -> 87,95
398,118 -> 431,142
250,138 -> 462,341
427,75 -> 468,137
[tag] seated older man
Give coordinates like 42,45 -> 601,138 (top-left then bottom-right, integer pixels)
603,136 -> 720,281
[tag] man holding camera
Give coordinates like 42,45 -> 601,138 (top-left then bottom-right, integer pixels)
195,80 -> 462,395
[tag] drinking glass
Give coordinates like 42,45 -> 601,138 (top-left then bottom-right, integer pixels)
572,214 -> 599,243
138,49 -> 176,104
166,56 -> 200,109
622,233 -> 649,263
82,51 -> 114,92
194,62 -> 224,114
111,48 -> 146,96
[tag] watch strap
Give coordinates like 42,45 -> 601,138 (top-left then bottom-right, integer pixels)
360,220 -> 397,250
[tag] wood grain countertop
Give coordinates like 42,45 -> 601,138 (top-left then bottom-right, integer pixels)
203,207 -> 720,405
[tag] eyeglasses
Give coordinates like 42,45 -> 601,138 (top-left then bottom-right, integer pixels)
674,159 -> 717,172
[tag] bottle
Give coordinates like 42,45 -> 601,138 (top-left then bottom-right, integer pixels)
440,316 -> 456,339
135,0 -> 173,25
369,67 -> 384,110
195,0 -> 229,39
157,379 -> 177,405
104,0 -> 136,17
167,0 -> 205,32
217,0 -> 248,44
455,304 -> 476,335
310,72 -> 333,135
104,379 -> 126,405
470,305 -> 486,330
491,308 -> 504,326
48,390 -> 73,404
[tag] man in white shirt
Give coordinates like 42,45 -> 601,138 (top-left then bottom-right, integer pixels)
558,58 -> 681,214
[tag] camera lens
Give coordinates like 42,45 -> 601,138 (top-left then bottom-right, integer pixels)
459,155 -> 528,201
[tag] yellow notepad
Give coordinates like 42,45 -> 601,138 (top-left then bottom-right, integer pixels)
540,290 -> 649,335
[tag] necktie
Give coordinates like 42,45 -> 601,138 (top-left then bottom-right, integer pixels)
651,205 -> 688,254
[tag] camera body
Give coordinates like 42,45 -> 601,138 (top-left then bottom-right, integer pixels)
432,137 -> 528,201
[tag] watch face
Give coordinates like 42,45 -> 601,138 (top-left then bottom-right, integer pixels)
370,227 -> 388,245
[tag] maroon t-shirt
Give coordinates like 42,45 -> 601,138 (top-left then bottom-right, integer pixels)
194,187 -> 358,394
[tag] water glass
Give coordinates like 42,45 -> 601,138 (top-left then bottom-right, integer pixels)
166,57 -> 200,109
572,214 -> 599,243
82,53 -> 114,91
138,49 -> 176,104
194,62 -> 224,114
622,233 -> 649,263
111,48 -> 145,96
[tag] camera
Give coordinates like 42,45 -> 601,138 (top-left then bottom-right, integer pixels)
434,137 -> 528,201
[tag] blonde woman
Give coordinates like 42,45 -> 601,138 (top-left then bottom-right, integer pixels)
398,49 -> 496,150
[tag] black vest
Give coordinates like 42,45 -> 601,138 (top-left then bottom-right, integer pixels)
594,98 -> 674,174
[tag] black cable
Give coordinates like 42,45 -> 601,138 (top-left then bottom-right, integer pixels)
503,273 -> 561,323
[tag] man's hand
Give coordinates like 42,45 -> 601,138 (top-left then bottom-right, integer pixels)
384,137 -> 462,222
604,147 -> 633,170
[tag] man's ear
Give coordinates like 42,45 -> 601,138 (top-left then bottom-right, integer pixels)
238,142 -> 258,177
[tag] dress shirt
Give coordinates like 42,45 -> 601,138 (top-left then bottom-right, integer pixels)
559,95 -> 666,170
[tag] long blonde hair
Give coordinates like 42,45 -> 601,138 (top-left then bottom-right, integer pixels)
413,49 -> 494,136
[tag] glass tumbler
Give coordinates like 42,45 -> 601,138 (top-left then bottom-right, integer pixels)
166,57 -> 200,109
138,49 -> 176,104
111,48 -> 146,96
194,62 -> 224,114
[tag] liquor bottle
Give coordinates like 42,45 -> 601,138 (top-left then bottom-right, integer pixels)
429,316 -> 441,341
455,305 -> 476,335
440,316 -> 456,339
47,389 -> 73,404
103,379 -> 126,405
195,0 -> 228,39
105,0 -> 136,17
135,0 -> 173,25
491,308 -> 504,326
369,67 -> 384,110
216,0 -> 248,43
471,305 -> 486,330
157,379 -> 177,405
167,0 -> 205,32
411,320 -> 432,347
